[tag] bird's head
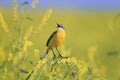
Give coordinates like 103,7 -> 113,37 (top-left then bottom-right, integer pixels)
57,23 -> 65,29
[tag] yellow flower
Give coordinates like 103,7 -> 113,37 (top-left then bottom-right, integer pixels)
36,61 -> 41,69
30,59 -> 47,79
24,26 -> 33,41
41,59 -> 47,64
34,49 -> 40,56
23,26 -> 33,52
0,11 -> 9,33
1,75 -> 7,80
8,53 -> 13,62
35,9 -> 53,33
23,41 -> 33,52
31,0 -> 39,8
0,47 -> 6,63
13,56 -> 19,64
80,65 -> 88,75
13,0 -> 18,21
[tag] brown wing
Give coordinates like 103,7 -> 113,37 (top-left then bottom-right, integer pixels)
46,31 -> 57,46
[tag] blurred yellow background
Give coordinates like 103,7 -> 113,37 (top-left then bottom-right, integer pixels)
0,0 -> 120,80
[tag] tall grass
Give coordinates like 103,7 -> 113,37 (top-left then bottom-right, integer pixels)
1,1 -> 120,80
0,11 -> 9,33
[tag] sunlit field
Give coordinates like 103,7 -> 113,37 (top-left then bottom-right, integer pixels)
0,1 -> 120,80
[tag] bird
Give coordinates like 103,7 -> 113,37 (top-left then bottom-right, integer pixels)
40,23 -> 66,60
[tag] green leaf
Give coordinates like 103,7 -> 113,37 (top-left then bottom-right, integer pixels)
20,68 -> 29,73
21,1 -> 28,6
26,17 -> 33,21
107,50 -> 118,56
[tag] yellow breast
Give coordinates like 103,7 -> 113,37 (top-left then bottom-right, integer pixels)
56,29 -> 65,46
47,28 -> 65,49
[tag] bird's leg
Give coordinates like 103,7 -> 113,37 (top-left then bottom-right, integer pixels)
56,47 -> 68,59
40,50 -> 48,60
56,47 -> 62,57
51,48 -> 56,59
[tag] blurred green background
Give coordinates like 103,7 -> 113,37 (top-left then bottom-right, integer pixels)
0,0 -> 120,80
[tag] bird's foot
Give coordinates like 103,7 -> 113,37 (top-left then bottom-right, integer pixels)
52,53 -> 68,60
58,54 -> 68,59
40,55 -> 45,60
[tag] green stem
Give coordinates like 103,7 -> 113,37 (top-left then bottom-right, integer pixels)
36,63 -> 46,80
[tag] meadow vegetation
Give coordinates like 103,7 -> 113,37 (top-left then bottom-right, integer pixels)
0,0 -> 120,80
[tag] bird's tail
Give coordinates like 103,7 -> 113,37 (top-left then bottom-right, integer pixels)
40,50 -> 48,60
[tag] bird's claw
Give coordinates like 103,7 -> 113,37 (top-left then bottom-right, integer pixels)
58,54 -> 68,59
40,55 -> 45,60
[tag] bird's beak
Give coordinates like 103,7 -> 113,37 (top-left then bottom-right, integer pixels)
57,23 -> 60,28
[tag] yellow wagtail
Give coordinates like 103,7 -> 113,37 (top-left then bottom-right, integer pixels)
40,23 -> 66,59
